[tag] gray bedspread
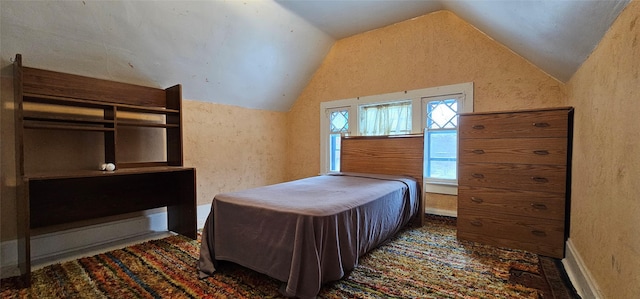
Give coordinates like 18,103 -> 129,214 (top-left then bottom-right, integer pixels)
197,172 -> 419,298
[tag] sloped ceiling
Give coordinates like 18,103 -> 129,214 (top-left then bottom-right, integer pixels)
0,0 -> 630,112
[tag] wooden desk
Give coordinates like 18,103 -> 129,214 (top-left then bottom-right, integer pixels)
17,167 -> 196,281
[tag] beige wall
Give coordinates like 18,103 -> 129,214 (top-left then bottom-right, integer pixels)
285,11 -> 565,213
183,100 -> 287,206
566,1 -> 640,297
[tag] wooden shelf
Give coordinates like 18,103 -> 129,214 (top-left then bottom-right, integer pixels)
13,53 -> 195,284
22,93 -> 179,131
117,121 -> 179,128
24,115 -> 115,131
117,104 -> 179,114
23,93 -> 113,109
24,115 -> 114,125
24,123 -> 116,132
25,166 -> 193,180
23,93 -> 180,115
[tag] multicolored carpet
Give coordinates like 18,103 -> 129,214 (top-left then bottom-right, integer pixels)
1,217 -> 577,298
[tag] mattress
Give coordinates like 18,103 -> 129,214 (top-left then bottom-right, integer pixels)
198,172 -> 419,298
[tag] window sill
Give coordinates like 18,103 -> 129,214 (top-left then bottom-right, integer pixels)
424,182 -> 458,195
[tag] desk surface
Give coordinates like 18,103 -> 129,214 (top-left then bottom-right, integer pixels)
25,166 -> 195,180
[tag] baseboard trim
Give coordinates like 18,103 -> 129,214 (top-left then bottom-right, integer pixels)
197,203 -> 211,228
426,207 -> 457,218
1,203 -> 212,279
563,238 -> 602,299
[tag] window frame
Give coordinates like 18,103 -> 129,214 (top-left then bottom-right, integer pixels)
326,107 -> 351,172
320,105 -> 354,174
421,92 -> 471,195
319,82 -> 473,195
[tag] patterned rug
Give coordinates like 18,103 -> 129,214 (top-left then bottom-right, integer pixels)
1,217 -> 575,298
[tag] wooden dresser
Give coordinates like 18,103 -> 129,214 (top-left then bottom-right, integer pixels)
457,107 -> 573,258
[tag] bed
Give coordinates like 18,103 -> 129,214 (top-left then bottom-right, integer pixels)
198,134 -> 424,298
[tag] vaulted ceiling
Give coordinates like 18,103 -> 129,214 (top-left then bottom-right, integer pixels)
0,0 -> 630,112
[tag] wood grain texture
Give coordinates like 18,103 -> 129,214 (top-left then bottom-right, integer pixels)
22,67 -> 166,107
13,55 -> 30,280
459,108 -> 571,139
458,163 -> 567,193
457,209 -> 565,258
458,185 -> 565,220
341,134 -> 424,225
165,85 -> 183,166
459,138 -> 568,165
457,107 -> 572,258
12,54 -> 195,283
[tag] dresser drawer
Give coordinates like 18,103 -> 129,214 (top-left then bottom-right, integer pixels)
457,210 -> 565,257
459,162 -> 566,193
459,138 -> 567,165
459,109 -> 569,139
458,185 -> 565,220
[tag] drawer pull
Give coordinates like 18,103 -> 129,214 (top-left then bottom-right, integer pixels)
533,150 -> 549,155
472,124 -> 485,130
472,149 -> 485,154
531,177 -> 548,183
531,203 -> 548,210
470,220 -> 483,227
533,122 -> 550,127
472,173 -> 485,178
470,197 -> 484,203
531,230 -> 547,237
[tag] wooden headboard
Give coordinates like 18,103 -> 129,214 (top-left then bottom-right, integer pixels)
341,134 -> 424,225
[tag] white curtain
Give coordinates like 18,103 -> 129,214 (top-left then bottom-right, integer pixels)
359,101 -> 411,136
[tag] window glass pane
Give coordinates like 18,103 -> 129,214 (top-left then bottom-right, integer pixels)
359,101 -> 411,136
427,130 -> 457,179
329,133 -> 341,172
427,99 -> 457,129
428,160 -> 457,179
429,131 -> 457,158
330,110 -> 349,133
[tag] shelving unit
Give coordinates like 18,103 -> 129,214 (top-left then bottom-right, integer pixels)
13,54 -> 196,282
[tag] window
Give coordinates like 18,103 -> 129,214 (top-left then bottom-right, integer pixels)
328,108 -> 349,172
423,95 -> 462,182
359,101 -> 412,136
319,82 -> 473,195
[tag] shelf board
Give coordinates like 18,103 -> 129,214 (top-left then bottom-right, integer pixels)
117,121 -> 179,128
23,93 -> 180,115
24,166 -> 194,180
117,161 -> 171,168
23,93 -> 114,109
24,122 -> 115,132
24,115 -> 114,126
117,104 -> 179,114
